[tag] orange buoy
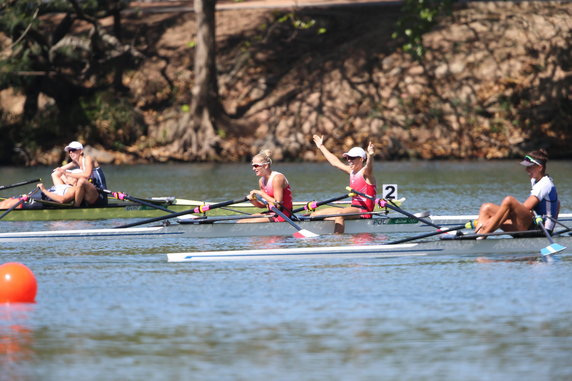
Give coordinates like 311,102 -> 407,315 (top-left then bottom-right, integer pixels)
0,262 -> 37,303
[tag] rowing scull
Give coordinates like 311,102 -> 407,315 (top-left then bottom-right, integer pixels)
167,234 -> 572,262
0,198 -> 405,221
0,214 -> 426,241
2,213 -> 571,241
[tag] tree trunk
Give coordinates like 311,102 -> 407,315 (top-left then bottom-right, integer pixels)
170,0 -> 222,161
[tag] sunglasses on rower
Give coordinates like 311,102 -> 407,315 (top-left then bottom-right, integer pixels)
252,162 -> 269,168
68,148 -> 79,153
346,156 -> 360,162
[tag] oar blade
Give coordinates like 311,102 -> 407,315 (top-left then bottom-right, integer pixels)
540,243 -> 566,256
293,229 -> 319,239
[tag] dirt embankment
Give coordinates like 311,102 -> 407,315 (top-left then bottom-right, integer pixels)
5,1 -> 572,164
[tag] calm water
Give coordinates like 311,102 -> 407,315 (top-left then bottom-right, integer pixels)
1,161 -> 572,381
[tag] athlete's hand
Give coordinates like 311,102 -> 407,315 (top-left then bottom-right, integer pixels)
367,141 -> 375,156
313,135 -> 324,149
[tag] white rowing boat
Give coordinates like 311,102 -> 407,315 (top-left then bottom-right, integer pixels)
0,226 -> 178,241
167,234 -> 572,262
0,214 -> 425,241
1,213 -> 571,242
0,197 -> 406,221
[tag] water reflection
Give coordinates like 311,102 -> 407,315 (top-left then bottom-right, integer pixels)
0,304 -> 35,378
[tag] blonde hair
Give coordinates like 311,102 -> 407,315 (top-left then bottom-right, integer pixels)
253,149 -> 273,165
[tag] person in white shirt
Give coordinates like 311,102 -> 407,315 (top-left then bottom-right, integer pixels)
474,149 -> 559,236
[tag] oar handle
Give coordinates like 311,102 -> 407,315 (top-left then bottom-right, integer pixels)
0,178 -> 41,191
346,186 -> 442,229
533,213 -> 555,244
254,194 -> 308,233
290,194 -> 350,214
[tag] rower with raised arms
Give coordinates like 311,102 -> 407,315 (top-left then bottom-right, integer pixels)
238,149 -> 294,223
311,135 -> 377,234
474,149 -> 560,237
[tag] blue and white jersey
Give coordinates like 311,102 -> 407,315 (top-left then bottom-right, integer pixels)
530,175 -> 559,230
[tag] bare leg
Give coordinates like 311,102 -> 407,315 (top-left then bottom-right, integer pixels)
333,216 -> 345,234
0,198 -> 22,209
74,178 -> 88,206
310,206 -> 362,234
479,196 -> 533,234
82,182 -> 100,205
475,202 -> 499,233
236,215 -> 274,223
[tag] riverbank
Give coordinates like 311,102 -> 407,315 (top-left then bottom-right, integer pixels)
1,1 -> 571,165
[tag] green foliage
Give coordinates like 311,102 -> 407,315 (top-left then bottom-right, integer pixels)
277,12 -> 327,34
76,92 -> 145,147
0,0 -> 140,162
392,0 -> 452,61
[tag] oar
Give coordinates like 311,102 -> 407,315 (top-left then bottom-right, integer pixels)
545,215 -> 571,233
116,197 -> 249,228
346,187 -> 442,229
533,212 -> 566,262
254,195 -> 318,238
290,193 -> 351,214
0,178 -> 41,192
0,187 -> 40,220
178,213 -> 273,224
386,221 -> 475,245
99,188 -> 176,213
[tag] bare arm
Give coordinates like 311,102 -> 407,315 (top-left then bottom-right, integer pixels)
67,155 -> 94,180
313,135 -> 351,174
269,173 -> 285,207
247,174 -> 286,207
523,195 -> 540,211
247,178 -> 271,208
362,141 -> 376,185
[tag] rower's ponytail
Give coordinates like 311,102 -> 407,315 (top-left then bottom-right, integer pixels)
254,149 -> 273,165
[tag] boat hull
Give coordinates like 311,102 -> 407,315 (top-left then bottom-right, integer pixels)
2,213 -> 571,241
167,235 -> 572,262
0,215 -> 428,241
0,199 -> 403,221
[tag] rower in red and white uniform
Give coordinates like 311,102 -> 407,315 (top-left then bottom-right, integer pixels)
239,149 -> 294,223
310,135 -> 377,233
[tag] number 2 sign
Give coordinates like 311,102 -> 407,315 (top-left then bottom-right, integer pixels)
382,184 -> 398,200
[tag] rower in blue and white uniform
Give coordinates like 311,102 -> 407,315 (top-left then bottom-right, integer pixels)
529,165 -> 559,232
474,149 -> 559,236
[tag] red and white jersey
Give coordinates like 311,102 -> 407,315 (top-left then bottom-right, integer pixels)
350,168 -> 376,212
262,171 -> 293,216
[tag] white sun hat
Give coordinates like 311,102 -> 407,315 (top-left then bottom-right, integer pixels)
64,141 -> 84,152
342,147 -> 367,159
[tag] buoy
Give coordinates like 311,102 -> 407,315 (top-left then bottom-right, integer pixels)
0,262 -> 37,303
